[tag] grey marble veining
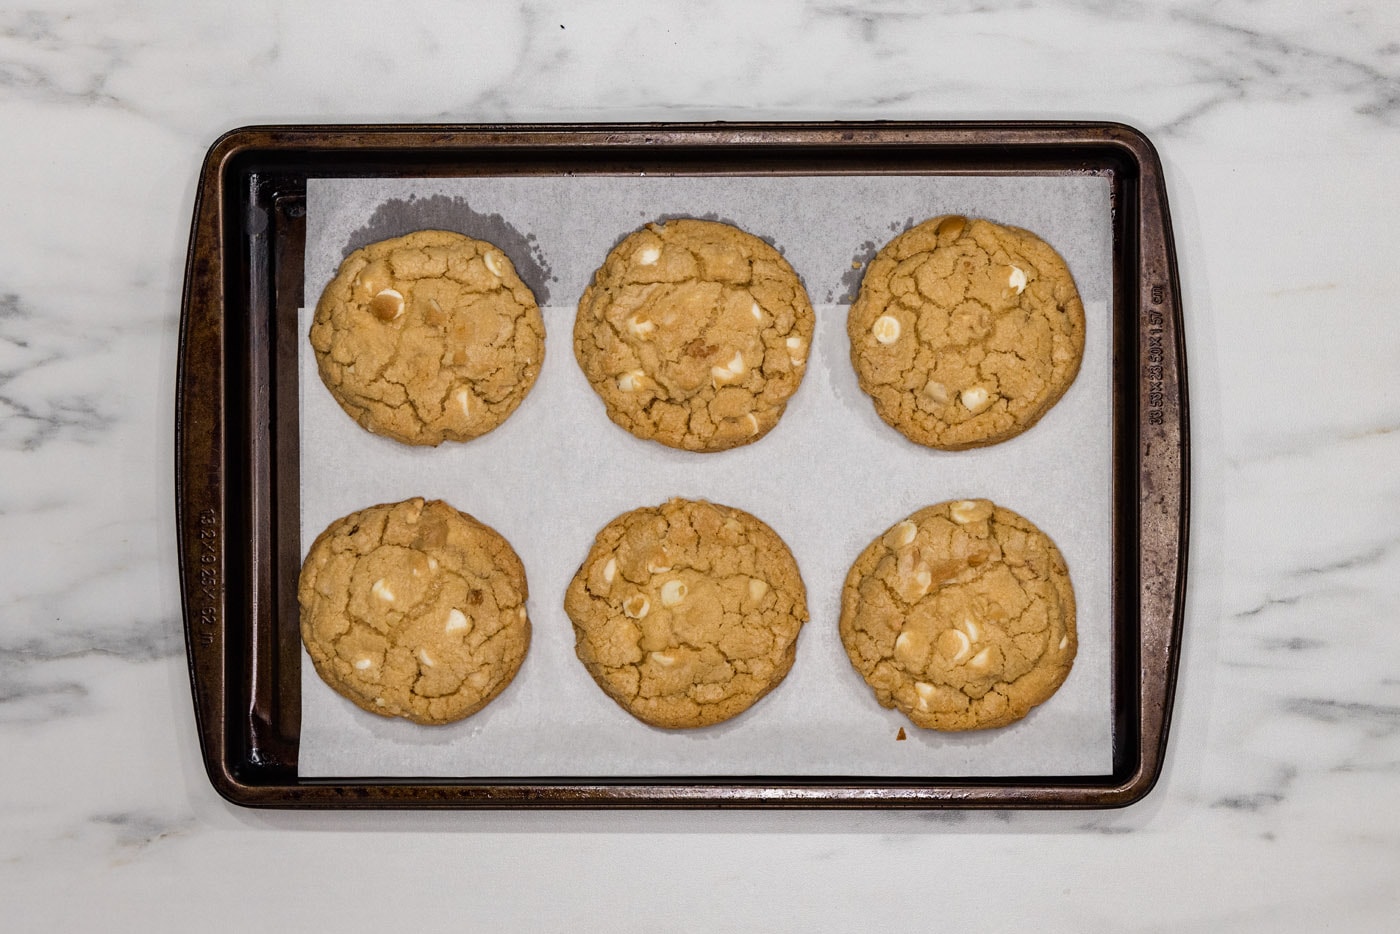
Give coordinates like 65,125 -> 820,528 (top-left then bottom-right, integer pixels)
2,0 -> 1399,930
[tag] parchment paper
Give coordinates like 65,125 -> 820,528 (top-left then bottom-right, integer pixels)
298,174 -> 1113,777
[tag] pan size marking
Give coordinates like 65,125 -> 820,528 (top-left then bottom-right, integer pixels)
196,508 -> 220,646
1145,285 -> 1166,426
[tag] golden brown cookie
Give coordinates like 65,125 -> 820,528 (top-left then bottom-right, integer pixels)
848,216 -> 1085,449
839,499 -> 1076,731
574,219 -> 815,452
311,230 -> 545,446
565,498 -> 809,728
298,498 -> 531,725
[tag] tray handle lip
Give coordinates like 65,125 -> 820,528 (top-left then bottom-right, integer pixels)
177,124 -> 241,798
1131,131 -> 1190,803
197,118 -> 1168,157
195,773 -> 1166,810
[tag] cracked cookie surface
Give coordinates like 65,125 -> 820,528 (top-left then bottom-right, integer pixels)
298,498 -> 530,725
565,498 -> 809,728
573,219 -> 815,452
839,499 -> 1076,731
848,216 -> 1085,449
311,230 -> 545,446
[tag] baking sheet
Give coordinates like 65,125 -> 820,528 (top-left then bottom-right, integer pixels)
297,174 -> 1113,777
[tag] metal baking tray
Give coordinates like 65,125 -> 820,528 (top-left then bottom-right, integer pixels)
176,122 -> 1188,808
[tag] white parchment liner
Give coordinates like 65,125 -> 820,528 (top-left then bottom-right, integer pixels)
298,174 -> 1113,777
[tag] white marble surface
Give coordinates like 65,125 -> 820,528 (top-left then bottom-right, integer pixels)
2,1 -> 1398,930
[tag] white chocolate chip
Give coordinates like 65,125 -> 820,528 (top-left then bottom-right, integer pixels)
1007,265 -> 1027,295
1059,635 -> 1069,650
913,565 -> 932,597
949,499 -> 992,524
710,351 -> 746,386
884,520 -> 917,549
636,245 -> 660,265
892,547 -> 933,601
418,648 -> 435,668
914,681 -> 935,711
353,657 -> 373,671
623,594 -> 650,619
941,628 -> 972,663
454,387 -> 472,417
750,301 -> 763,322
896,629 -> 929,665
960,386 -> 991,414
602,557 -> 617,584
748,578 -> 769,600
371,578 -> 395,603
960,617 -> 982,643
660,579 -> 688,607
871,315 -> 901,344
370,288 -> 404,322
484,252 -> 504,277
646,554 -> 672,574
785,335 -> 807,365
651,651 -> 677,667
968,647 -> 992,671
744,413 -> 759,435
517,606 -> 527,621
427,557 -> 439,571
375,697 -> 385,706
617,370 -> 646,392
893,631 -> 924,666
922,380 -> 949,405
936,216 -> 967,239
357,261 -> 390,296
445,608 -> 469,633
627,315 -> 655,339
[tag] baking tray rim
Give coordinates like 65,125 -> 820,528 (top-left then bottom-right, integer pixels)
175,119 -> 1189,809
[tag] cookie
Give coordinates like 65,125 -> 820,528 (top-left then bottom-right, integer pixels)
848,216 -> 1085,449
298,498 -> 530,725
574,219 -> 815,452
565,498 -> 809,728
839,499 -> 1076,731
311,230 -> 545,446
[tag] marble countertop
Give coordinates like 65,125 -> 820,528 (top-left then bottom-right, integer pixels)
3,1 -> 1397,930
